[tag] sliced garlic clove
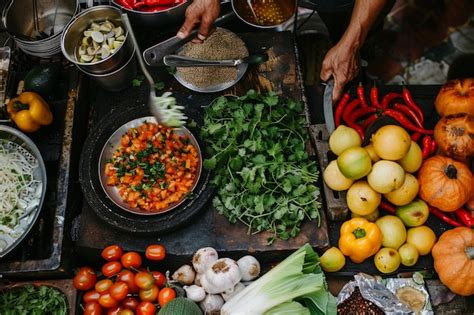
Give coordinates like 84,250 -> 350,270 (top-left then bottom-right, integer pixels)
100,46 -> 110,59
107,37 -> 114,47
116,35 -> 125,41
86,46 -> 97,55
80,54 -> 94,62
99,23 -> 113,33
112,41 -> 123,49
90,22 -> 100,31
91,31 -> 104,43
113,26 -> 123,37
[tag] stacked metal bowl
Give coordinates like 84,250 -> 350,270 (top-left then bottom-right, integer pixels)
2,0 -> 79,58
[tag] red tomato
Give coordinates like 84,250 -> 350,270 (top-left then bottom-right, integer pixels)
121,252 -> 142,269
151,271 -> 167,288
121,296 -> 140,311
119,310 -> 134,315
101,244 -> 123,261
83,290 -> 100,303
99,292 -> 119,308
134,271 -> 155,290
84,302 -> 102,315
139,285 -> 159,302
136,301 -> 156,315
107,305 -> 124,315
118,270 -> 139,293
158,287 -> 176,307
73,267 -> 97,291
102,261 -> 123,277
109,281 -> 129,301
95,279 -> 113,293
145,244 -> 166,261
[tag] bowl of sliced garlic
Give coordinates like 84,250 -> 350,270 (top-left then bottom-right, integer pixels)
61,6 -> 134,75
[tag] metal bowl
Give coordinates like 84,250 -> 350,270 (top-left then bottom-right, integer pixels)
0,125 -> 47,258
98,116 -> 202,216
230,0 -> 296,29
112,0 -> 189,28
61,6 -> 134,75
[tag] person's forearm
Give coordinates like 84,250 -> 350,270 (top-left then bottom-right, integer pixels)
339,0 -> 387,50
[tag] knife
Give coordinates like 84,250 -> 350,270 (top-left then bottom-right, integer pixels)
323,80 -> 335,134
143,12 -> 236,66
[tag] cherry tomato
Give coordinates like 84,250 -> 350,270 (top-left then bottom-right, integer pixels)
102,261 -> 123,277
145,244 -> 166,261
99,291 -> 119,308
109,281 -> 129,301
136,301 -> 156,315
102,244 -> 124,261
121,296 -> 140,311
151,271 -> 167,288
119,310 -> 134,315
121,252 -> 142,269
118,270 -> 139,293
83,290 -> 101,303
158,287 -> 176,307
107,305 -> 124,315
95,279 -> 113,293
134,271 -> 155,290
84,301 -> 102,315
73,267 -> 97,291
139,285 -> 159,302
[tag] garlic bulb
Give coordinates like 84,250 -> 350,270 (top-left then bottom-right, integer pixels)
237,255 -> 261,281
221,282 -> 245,301
172,264 -> 196,285
195,273 -> 203,286
201,258 -> 241,294
193,247 -> 218,274
200,294 -> 224,313
184,285 -> 206,302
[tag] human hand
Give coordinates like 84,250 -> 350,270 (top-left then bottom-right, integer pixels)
177,0 -> 220,43
320,41 -> 360,103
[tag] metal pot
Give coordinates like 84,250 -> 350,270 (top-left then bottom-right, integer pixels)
227,0 -> 297,29
61,5 -> 134,75
112,0 -> 190,29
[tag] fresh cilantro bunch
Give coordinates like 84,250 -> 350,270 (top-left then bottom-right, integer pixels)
201,90 -> 321,244
0,285 -> 67,315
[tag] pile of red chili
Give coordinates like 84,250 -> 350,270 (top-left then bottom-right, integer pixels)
115,0 -> 185,12
335,84 -> 437,159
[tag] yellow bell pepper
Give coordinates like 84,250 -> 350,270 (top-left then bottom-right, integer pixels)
7,92 -> 53,133
338,217 -> 382,263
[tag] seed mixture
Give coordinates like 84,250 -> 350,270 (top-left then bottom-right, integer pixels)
176,28 -> 248,88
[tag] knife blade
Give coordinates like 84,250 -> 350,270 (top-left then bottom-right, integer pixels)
323,80 -> 335,134
143,12 -> 235,66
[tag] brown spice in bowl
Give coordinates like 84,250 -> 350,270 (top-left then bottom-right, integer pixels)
176,28 -> 248,88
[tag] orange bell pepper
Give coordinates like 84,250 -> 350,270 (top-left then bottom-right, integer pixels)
338,217 -> 382,263
7,92 -> 53,133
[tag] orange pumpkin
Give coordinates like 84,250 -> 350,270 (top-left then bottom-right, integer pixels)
435,78 -> 474,116
432,227 -> 474,296
434,113 -> 474,162
418,156 -> 473,212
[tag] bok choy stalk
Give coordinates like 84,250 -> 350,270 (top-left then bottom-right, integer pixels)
221,244 -> 337,315
265,301 -> 310,315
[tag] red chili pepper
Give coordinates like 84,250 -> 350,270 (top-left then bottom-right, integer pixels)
429,138 -> 437,155
421,136 -> 431,159
429,206 -> 463,227
402,87 -> 424,123
370,85 -> 383,109
381,92 -> 402,109
455,208 -> 474,227
144,0 -> 176,5
379,201 -> 396,214
352,107 -> 378,123
342,99 -> 364,138
392,103 -> 423,128
115,0 -> 133,9
335,93 -> 350,127
357,83 -> 369,108
411,132 -> 422,142
360,114 -> 378,131
382,109 -> 433,134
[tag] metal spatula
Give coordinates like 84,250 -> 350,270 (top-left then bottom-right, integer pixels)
122,14 -> 187,128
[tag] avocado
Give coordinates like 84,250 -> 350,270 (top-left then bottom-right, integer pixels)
24,64 -> 60,98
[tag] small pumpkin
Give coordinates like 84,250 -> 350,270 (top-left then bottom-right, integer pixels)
434,113 -> 474,162
418,156 -> 473,212
432,227 -> 474,296
466,194 -> 474,212
435,78 -> 474,116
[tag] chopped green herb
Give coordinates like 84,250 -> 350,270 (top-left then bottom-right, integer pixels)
0,285 -> 67,315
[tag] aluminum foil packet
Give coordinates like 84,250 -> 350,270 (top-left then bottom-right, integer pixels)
386,278 -> 433,315
337,273 -> 433,314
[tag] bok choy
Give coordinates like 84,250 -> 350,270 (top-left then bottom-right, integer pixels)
221,244 -> 337,315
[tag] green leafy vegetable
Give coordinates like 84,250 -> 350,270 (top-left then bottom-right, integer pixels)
132,74 -> 145,87
154,81 -> 165,91
221,244 -> 336,315
201,90 -> 321,243
0,285 -> 67,315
